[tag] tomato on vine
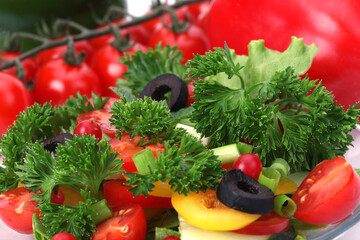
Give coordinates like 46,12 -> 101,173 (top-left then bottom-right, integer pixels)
148,13 -> 209,64
0,72 -> 32,135
0,52 -> 38,84
90,41 -> 145,98
33,44 -> 102,106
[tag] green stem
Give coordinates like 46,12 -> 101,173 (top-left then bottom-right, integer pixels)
0,0 -> 207,71
91,199 -> 113,224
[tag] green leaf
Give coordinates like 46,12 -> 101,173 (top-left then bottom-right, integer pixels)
241,36 -> 319,94
124,134 -> 226,197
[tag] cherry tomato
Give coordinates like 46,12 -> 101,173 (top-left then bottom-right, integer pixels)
232,153 -> 263,180
77,110 -> 117,138
0,52 -> 38,83
148,24 -> 209,64
74,120 -> 102,141
171,189 -> 260,231
162,236 -> 180,240
232,212 -> 290,235
51,188 -> 65,205
291,157 -> 360,225
51,232 -> 77,240
92,203 -> 147,240
186,79 -> 197,106
187,1 -> 211,28
207,0 -> 360,107
90,44 -> 145,98
89,19 -> 150,48
37,39 -> 94,66
33,58 -> 102,106
103,179 -> 173,208
0,187 -> 41,234
141,5 -> 190,36
0,72 -> 32,136
109,134 -> 164,173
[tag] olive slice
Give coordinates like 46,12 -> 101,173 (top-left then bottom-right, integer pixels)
139,73 -> 188,111
43,132 -> 73,154
216,169 -> 274,214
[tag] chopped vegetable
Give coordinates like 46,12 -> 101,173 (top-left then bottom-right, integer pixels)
124,134 -> 226,197
187,37 -> 360,171
273,194 -> 297,218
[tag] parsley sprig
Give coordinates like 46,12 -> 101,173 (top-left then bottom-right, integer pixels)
187,38 -> 360,172
117,43 -> 187,96
110,96 -> 187,146
16,135 -> 123,239
0,92 -> 108,193
125,134 -> 226,197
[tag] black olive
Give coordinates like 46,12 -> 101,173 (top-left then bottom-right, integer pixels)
139,73 -> 188,111
216,169 -> 274,214
42,132 -> 73,154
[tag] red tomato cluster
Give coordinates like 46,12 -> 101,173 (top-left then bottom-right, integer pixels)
0,1 -> 209,136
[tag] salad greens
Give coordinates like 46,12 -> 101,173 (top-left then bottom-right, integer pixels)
110,96 -> 187,146
124,134 -> 226,197
0,93 -> 109,193
187,37 -> 360,171
118,43 -> 188,96
19,135 -> 122,239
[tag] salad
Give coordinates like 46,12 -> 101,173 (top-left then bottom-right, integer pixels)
0,35 -> 359,240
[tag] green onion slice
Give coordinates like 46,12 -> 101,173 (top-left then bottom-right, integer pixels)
274,194 -> 297,218
132,148 -> 158,175
258,167 -> 281,193
270,158 -> 290,180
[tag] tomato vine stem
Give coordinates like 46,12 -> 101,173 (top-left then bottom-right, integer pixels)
0,0 -> 207,71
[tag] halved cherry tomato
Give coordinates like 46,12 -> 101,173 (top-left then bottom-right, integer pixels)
171,189 -> 261,231
77,110 -> 117,138
109,134 -> 164,173
0,187 -> 41,234
103,179 -> 173,208
291,157 -> 360,225
92,203 -> 147,240
232,212 -> 290,235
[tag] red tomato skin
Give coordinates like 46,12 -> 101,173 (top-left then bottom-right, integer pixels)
92,203 -> 147,240
51,188 -> 65,205
0,187 -> 41,234
0,72 -> 32,135
232,153 -> 263,180
0,52 -> 38,83
162,236 -> 180,240
90,44 -> 144,98
33,59 -> 102,106
77,110 -> 117,138
207,0 -> 360,107
51,232 -> 77,240
232,212 -> 290,235
109,134 -> 164,173
103,180 -> 173,208
148,24 -> 209,63
74,120 -> 103,141
37,40 -> 94,66
186,79 -> 197,106
291,157 -> 360,225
